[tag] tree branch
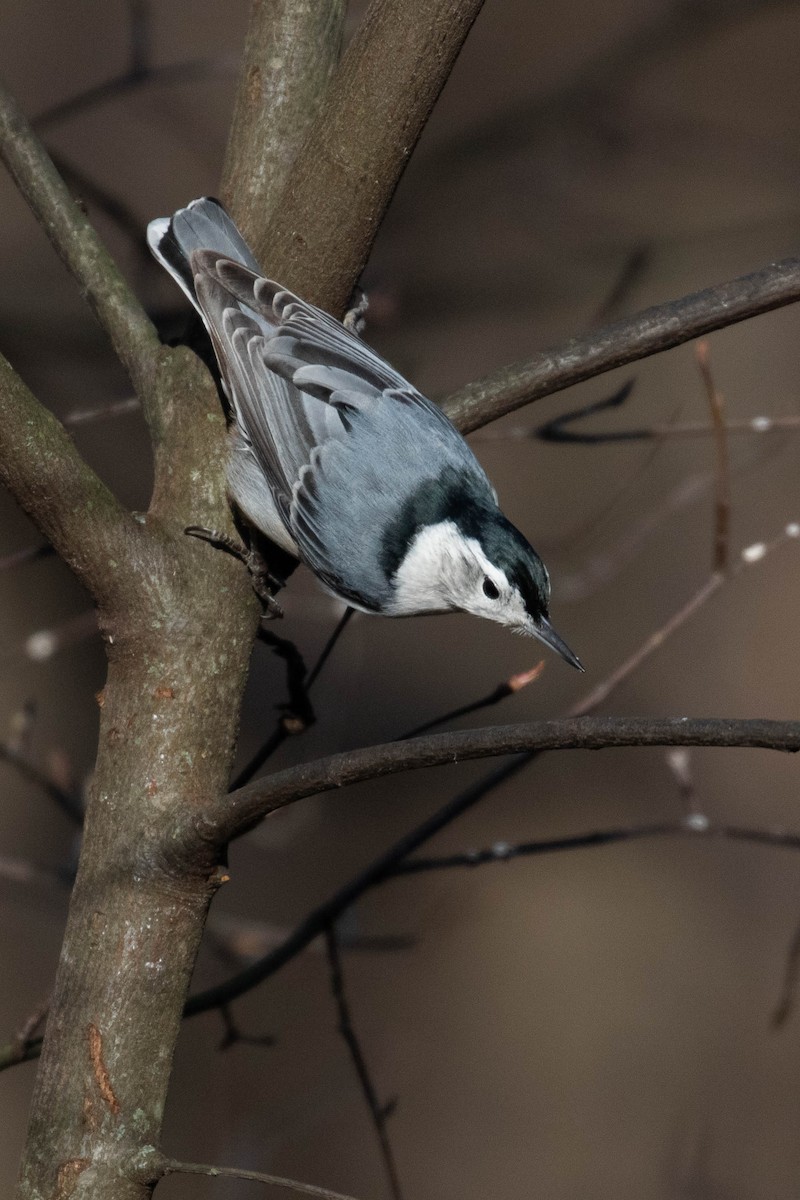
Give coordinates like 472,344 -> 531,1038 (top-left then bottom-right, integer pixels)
324,925 -> 403,1200
157,1156 -> 364,1200
221,0 -> 346,242
0,352 -> 147,610
0,76 -> 162,414
442,257 -> 800,433
258,0 -> 487,313
196,718 -> 800,846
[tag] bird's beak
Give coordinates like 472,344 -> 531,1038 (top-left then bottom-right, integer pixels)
533,616 -> 584,671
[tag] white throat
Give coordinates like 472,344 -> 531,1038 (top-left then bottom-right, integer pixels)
387,521 -> 481,616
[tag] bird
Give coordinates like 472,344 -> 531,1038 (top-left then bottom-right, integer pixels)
147,197 -> 582,670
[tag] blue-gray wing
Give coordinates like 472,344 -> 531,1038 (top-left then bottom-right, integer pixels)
190,254 -> 494,606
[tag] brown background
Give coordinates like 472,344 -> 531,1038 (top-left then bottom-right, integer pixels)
1,1 -> 800,1196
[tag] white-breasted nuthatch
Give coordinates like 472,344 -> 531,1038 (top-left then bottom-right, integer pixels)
147,198 -> 582,670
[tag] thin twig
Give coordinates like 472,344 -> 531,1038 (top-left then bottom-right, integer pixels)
696,340 -> 731,573
232,609 -> 353,789
160,1157 -> 364,1200
305,608 -> 354,690
569,525 -> 795,716
592,247 -> 651,325
390,816 -> 800,877
324,925 -> 403,1200
0,78 -> 161,405
216,1003 -> 274,1053
443,258 -> 800,433
471,412 -> 800,445
399,662 -> 544,740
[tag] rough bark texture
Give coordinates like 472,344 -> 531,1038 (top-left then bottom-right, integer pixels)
256,0 -> 487,313
221,0 -> 346,243
18,576 -> 258,1199
14,336 -> 262,1197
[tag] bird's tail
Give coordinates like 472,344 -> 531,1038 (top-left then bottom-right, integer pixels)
146,197 -> 260,309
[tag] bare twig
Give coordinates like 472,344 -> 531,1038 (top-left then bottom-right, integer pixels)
217,1004 -> 274,1052
259,0 -> 487,313
592,247 -> 652,325
232,609 -> 352,788
257,628 -> 315,735
221,0 -> 346,242
472,410 -> 800,444
442,258 -> 800,433
324,925 -> 403,1200
570,525 -> 796,715
0,78 -> 162,407
305,607 -> 354,690
390,816 -> 800,877
399,662 -> 544,740
159,1157 -> 365,1200
696,340 -> 731,573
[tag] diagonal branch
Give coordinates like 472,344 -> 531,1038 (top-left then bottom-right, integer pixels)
221,0 -> 346,241
442,257 -> 800,433
0,76 -> 162,414
0,352 -> 147,610
258,0 -> 487,312
324,925 -> 403,1200
196,717 -> 800,846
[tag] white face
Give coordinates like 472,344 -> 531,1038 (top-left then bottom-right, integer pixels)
387,520 -> 537,634
388,520 -> 582,668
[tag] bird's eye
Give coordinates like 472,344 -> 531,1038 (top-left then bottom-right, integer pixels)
482,577 -> 500,600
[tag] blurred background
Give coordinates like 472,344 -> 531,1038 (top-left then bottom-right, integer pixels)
1,1 -> 800,1196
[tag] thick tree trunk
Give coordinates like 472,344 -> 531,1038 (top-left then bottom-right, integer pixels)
17,542 -> 259,1199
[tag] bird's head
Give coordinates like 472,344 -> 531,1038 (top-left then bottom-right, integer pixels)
387,504 -> 583,670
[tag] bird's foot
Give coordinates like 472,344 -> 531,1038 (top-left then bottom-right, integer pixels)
184,525 -> 284,618
343,287 -> 368,337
